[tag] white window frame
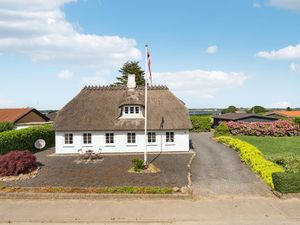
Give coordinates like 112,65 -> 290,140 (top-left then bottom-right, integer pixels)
64,133 -> 73,145
83,133 -> 92,144
127,132 -> 136,144
124,106 -> 129,114
148,132 -> 156,143
166,132 -> 174,143
105,133 -> 114,144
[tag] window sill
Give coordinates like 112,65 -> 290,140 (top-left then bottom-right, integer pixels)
165,143 -> 175,146
126,144 -> 138,147
63,145 -> 75,147
82,145 -> 93,147
104,145 -> 116,147
147,143 -> 158,146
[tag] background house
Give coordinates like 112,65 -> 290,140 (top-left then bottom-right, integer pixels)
54,74 -> 192,154
0,108 -> 50,129
212,113 -> 278,128
265,111 -> 300,119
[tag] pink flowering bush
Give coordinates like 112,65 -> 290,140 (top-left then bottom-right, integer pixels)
227,120 -> 300,137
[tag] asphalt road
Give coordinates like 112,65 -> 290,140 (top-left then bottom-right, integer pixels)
190,132 -> 273,197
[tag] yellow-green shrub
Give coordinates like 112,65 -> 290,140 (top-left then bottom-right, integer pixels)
216,136 -> 284,189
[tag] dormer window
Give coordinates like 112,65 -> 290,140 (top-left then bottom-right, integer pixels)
121,105 -> 143,118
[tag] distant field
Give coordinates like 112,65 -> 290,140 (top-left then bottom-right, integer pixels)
236,136 -> 300,158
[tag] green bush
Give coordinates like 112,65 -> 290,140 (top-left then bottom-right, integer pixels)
267,155 -> 300,173
214,122 -> 230,137
132,158 -> 145,172
294,117 -> 300,125
190,116 -> 212,132
0,125 -> 54,155
273,172 -> 300,193
216,136 -> 284,189
0,122 -> 14,133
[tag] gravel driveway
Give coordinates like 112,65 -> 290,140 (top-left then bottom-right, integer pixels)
191,132 -> 273,197
4,149 -> 193,188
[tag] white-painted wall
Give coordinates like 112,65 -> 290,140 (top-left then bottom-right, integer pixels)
55,130 -> 190,154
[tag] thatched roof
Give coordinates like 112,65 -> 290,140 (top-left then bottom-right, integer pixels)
54,85 -> 192,131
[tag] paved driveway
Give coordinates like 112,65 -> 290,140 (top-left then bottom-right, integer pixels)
191,132 -> 273,197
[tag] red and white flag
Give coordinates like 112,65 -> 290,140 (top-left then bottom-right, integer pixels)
146,47 -> 152,85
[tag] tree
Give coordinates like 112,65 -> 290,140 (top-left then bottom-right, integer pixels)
221,105 -> 237,114
247,106 -> 267,114
286,107 -> 292,111
114,61 -> 145,86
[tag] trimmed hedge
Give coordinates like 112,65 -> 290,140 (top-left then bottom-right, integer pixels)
214,122 -> 230,137
273,172 -> 300,193
190,116 -> 212,132
0,122 -> 14,133
216,136 -> 284,189
0,125 -> 54,155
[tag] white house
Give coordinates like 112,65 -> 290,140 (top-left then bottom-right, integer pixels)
54,74 -> 192,154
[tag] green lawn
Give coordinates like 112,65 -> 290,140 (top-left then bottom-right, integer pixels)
237,136 -> 300,172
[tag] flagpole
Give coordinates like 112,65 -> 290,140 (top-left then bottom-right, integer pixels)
144,45 -> 148,165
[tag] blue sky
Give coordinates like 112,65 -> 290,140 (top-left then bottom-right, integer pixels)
0,0 -> 300,109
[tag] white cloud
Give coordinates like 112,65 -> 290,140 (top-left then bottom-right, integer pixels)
290,62 -> 300,74
153,70 -> 247,100
206,45 -> 218,54
269,0 -> 300,11
0,0 -> 141,67
57,69 -> 74,79
270,101 -> 291,108
256,43 -> 300,60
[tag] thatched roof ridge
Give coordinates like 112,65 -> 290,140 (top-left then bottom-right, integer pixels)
83,85 -> 169,91
54,86 -> 191,131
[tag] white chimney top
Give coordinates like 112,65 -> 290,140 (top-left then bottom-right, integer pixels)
127,74 -> 136,90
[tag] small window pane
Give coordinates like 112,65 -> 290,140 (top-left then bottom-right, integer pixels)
124,107 -> 129,114
130,106 -> 134,114
106,133 -> 114,144
65,133 -> 73,144
148,132 -> 156,143
83,133 -> 92,144
127,133 -> 136,143
166,132 -> 174,143
135,107 -> 139,114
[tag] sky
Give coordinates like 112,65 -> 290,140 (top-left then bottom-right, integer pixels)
0,0 -> 300,109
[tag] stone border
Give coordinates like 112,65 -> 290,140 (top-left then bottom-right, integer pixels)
0,192 -> 191,200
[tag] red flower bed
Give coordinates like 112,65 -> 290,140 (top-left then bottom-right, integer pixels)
0,150 -> 37,177
227,120 -> 300,137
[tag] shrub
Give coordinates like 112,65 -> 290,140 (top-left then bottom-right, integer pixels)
272,172 -> 300,193
0,150 -> 37,177
227,120 -> 300,137
216,136 -> 284,189
214,122 -> 230,137
221,105 -> 237,114
294,117 -> 300,125
132,158 -> 145,172
0,125 -> 54,155
0,122 -> 14,133
190,116 -> 212,132
267,155 -> 300,173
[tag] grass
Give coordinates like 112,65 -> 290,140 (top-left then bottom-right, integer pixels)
0,186 -> 173,194
237,136 -> 300,172
236,136 -> 300,157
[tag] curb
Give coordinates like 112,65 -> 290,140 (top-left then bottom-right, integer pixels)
0,192 -> 191,200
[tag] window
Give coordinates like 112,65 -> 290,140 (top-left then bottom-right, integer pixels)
124,106 -> 129,114
130,106 -> 134,114
148,132 -> 156,143
166,132 -> 174,143
64,133 -> 73,144
135,106 -> 139,114
127,132 -> 136,143
105,133 -> 114,144
83,133 -> 92,144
